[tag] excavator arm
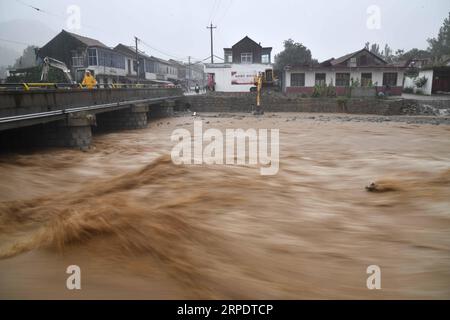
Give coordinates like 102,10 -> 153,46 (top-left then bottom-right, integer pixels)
41,57 -> 74,83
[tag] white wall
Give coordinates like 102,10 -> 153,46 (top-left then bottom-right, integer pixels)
403,70 -> 433,95
418,70 -> 433,95
88,65 -> 127,80
285,70 -> 404,88
145,72 -> 157,80
285,71 -> 335,87
205,63 -> 272,92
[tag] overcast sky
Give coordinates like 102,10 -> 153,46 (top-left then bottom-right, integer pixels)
1,0 -> 449,63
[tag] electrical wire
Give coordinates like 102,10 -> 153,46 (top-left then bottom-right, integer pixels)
12,0 -> 208,66
0,37 -> 35,46
216,0 -> 233,25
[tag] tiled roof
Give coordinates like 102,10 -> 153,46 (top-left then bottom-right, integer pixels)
65,30 -> 109,48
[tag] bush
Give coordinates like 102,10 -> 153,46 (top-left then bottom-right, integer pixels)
414,76 -> 428,88
312,83 -> 336,98
415,89 -> 424,95
312,85 -> 324,98
403,87 -> 414,94
336,96 -> 348,107
350,78 -> 360,87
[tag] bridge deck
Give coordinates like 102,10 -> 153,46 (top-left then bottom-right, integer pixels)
0,88 -> 183,131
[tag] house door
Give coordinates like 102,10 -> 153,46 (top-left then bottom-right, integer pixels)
432,75 -> 450,93
127,59 -> 131,75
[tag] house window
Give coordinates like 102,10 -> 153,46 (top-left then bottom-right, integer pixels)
359,55 -> 368,66
261,54 -> 270,64
383,72 -> 397,86
241,53 -> 253,64
146,60 -> 155,73
87,48 -> 97,66
225,53 -> 232,63
97,50 -> 125,69
335,73 -> 350,86
315,73 -> 326,86
361,73 -> 372,86
290,73 -> 305,87
349,57 -> 357,67
72,52 -> 84,67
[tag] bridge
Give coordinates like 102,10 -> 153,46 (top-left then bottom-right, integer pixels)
0,86 -> 184,149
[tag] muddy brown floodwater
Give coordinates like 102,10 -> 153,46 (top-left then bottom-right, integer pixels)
0,113 -> 449,299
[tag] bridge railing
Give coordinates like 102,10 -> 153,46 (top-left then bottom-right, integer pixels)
0,86 -> 184,119
0,82 -> 181,91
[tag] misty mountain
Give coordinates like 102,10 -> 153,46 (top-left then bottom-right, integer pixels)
0,46 -> 20,67
0,19 -> 57,67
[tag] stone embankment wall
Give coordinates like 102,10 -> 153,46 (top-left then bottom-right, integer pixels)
184,92 -> 450,116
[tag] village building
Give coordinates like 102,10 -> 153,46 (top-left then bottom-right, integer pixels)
404,60 -> 450,95
204,36 -> 273,92
39,30 -> 127,84
38,30 -> 181,85
113,44 -> 178,83
169,59 -> 206,90
283,48 -> 406,96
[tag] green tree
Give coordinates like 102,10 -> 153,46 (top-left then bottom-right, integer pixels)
427,12 -> 450,62
14,46 -> 38,69
274,39 -> 315,70
396,48 -> 431,61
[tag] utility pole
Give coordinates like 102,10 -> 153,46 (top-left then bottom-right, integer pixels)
206,23 -> 216,64
187,56 -> 191,91
135,36 -> 140,83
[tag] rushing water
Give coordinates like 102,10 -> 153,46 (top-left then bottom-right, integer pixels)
0,113 -> 449,299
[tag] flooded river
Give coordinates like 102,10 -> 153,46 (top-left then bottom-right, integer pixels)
0,113 -> 449,299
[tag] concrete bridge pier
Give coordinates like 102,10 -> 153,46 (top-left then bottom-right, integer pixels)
43,113 -> 95,149
149,100 -> 175,118
95,104 -> 149,131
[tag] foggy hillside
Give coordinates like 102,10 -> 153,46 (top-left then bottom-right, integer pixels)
0,46 -> 20,67
0,19 -> 56,66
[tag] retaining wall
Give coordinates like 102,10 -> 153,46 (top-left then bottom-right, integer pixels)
185,93 -> 406,115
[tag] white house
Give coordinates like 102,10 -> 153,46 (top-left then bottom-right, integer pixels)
404,66 -> 450,95
283,48 -> 406,96
204,36 -> 273,92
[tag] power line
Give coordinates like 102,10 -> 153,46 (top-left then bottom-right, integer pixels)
14,0 -> 108,34
139,39 -> 185,61
13,0 -> 201,66
207,0 -> 219,24
0,37 -> 35,47
216,0 -> 233,25
15,0 -> 63,18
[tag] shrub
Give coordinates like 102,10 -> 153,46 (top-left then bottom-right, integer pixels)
414,76 -> 428,88
336,96 -> 348,107
326,82 -> 336,97
403,87 -> 414,94
350,78 -> 360,87
312,84 -> 324,98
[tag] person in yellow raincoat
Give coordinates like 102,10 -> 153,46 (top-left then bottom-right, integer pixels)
81,70 -> 97,89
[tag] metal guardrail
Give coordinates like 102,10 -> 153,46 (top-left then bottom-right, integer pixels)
0,83 -> 181,91
0,95 -> 183,125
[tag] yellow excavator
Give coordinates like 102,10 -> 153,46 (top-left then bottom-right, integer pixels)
250,69 -> 279,115
254,72 -> 264,115
250,69 -> 278,92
